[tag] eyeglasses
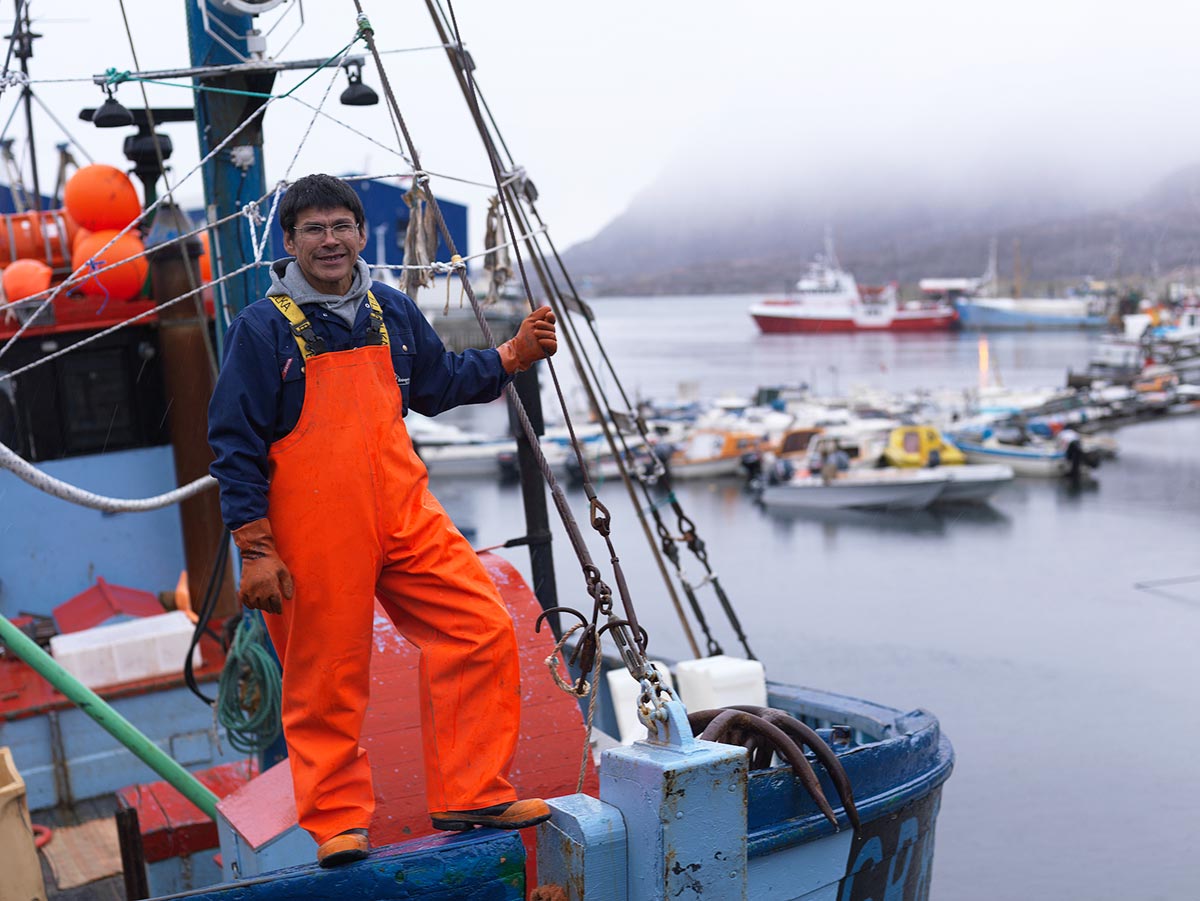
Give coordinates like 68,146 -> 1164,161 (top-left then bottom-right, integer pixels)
292,221 -> 360,240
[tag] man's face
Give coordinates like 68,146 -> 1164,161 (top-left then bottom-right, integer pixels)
283,206 -> 367,295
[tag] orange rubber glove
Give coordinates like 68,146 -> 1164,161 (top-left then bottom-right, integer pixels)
232,518 -> 294,615
499,305 -> 557,374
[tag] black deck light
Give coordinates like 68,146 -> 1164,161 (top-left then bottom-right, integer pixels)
340,60 -> 378,107
92,87 -> 134,128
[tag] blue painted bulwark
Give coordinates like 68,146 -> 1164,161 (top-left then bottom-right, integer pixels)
0,446 -> 186,618
154,829 -> 526,900
4,683 -> 241,811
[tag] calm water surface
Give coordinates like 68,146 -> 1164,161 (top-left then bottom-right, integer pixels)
435,295 -> 1200,901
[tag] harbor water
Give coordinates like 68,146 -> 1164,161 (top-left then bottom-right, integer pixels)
432,294 -> 1200,901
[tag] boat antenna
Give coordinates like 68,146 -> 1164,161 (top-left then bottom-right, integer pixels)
823,224 -> 839,269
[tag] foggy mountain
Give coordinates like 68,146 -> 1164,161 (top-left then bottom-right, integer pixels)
561,162 -> 1200,296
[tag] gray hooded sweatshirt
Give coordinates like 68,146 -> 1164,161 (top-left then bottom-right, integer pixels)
267,257 -> 372,330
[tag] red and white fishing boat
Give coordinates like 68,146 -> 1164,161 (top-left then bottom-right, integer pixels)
750,248 -> 957,333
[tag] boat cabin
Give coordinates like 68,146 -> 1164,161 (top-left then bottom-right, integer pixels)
883,425 -> 965,468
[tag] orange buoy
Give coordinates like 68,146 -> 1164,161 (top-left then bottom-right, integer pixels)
198,230 -> 213,282
63,164 -> 142,232
2,258 -> 53,303
72,225 -> 93,253
71,230 -> 149,301
0,210 -> 78,269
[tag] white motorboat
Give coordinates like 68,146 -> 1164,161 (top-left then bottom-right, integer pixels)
759,468 -> 950,511
936,464 -> 1015,503
950,430 -> 1069,477
405,412 -> 515,477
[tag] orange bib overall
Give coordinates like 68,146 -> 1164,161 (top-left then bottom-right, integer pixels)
261,296 -> 520,845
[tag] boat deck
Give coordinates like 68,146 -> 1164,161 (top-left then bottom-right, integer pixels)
34,794 -> 126,901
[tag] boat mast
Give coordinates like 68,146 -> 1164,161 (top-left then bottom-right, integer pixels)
184,1 -> 273,330
9,0 -> 40,210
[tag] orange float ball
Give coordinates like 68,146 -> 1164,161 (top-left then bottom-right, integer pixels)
197,230 -> 213,282
2,258 -> 52,303
72,225 -> 93,253
63,164 -> 142,232
71,230 -> 149,301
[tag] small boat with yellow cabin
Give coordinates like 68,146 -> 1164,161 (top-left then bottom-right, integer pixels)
883,426 -> 1014,504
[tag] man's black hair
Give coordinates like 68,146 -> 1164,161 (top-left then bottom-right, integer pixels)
280,174 -> 365,232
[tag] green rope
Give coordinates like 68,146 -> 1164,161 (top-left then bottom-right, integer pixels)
101,31 -> 364,102
217,612 -> 282,755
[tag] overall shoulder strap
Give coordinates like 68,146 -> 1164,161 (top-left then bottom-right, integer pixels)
363,290 -> 391,348
269,294 -> 327,359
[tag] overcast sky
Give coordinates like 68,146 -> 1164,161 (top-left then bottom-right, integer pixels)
7,1 -> 1200,254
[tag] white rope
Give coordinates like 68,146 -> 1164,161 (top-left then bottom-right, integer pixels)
369,224 -> 547,270
0,440 -> 216,512
254,183 -> 286,261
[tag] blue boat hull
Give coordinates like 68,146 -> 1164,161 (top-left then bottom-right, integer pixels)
151,682 -> 951,901
956,300 -> 1107,330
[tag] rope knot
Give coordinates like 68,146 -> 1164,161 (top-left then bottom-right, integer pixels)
355,13 -> 374,39
412,170 -> 430,188
428,256 -> 465,276
241,200 -> 264,225
104,67 -> 131,86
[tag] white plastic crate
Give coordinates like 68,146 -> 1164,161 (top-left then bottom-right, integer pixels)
673,655 -> 767,712
50,611 -> 201,689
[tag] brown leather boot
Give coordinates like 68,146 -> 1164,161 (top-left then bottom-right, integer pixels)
317,828 -> 369,868
430,799 -> 552,832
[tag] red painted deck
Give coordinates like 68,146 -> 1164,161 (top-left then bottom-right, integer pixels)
219,552 -> 599,851
116,759 -> 259,861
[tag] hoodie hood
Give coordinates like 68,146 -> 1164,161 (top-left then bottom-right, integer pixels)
267,257 -> 372,330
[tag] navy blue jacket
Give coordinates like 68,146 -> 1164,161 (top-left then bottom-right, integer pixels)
208,280 -> 511,530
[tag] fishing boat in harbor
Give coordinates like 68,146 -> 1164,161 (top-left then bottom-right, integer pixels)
750,237 -> 956,334
920,244 -> 1111,331
0,4 -> 953,900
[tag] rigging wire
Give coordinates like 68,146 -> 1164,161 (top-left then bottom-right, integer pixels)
0,259 -> 266,384
117,0 -> 216,379
0,0 -> 25,84
352,4 -> 653,684
426,0 -> 751,660
27,91 -> 92,163
421,0 -> 669,691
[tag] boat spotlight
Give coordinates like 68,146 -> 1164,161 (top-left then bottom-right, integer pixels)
339,60 -> 379,107
92,87 -> 134,128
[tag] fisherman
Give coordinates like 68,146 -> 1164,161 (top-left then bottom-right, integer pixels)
207,174 -> 557,868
